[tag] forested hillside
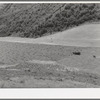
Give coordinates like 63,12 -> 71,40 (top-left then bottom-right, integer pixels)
0,3 -> 99,38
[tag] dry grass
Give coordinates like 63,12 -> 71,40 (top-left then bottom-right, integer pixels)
34,24 -> 100,47
0,24 -> 100,88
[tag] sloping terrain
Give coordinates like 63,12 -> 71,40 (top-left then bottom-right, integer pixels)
0,3 -> 100,87
0,23 -> 100,87
1,23 -> 99,47
34,23 -> 100,47
0,60 -> 100,88
0,45 -> 100,88
0,3 -> 66,37
0,3 -> 99,37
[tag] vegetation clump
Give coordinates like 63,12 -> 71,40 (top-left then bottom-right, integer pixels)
73,51 -> 81,55
0,3 -> 99,38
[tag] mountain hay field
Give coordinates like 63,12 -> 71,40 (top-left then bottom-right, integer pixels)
0,23 -> 99,87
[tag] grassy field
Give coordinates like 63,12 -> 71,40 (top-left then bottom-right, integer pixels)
0,40 -> 100,87
0,23 -> 100,88
34,23 -> 100,47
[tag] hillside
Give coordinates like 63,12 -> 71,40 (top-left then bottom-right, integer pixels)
34,23 -> 100,47
0,3 -> 100,38
0,23 -> 99,47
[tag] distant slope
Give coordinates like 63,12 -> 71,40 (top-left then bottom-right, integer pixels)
0,3 -> 99,38
34,24 -> 100,47
36,24 -> 100,40
0,24 -> 100,47
0,3 -> 65,37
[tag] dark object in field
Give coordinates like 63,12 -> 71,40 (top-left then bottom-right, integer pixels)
72,51 -> 81,55
93,55 -> 96,58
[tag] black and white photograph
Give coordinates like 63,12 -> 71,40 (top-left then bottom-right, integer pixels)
0,2 -> 99,88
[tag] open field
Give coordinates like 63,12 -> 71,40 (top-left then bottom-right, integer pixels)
0,24 -> 100,88
0,40 -> 100,87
